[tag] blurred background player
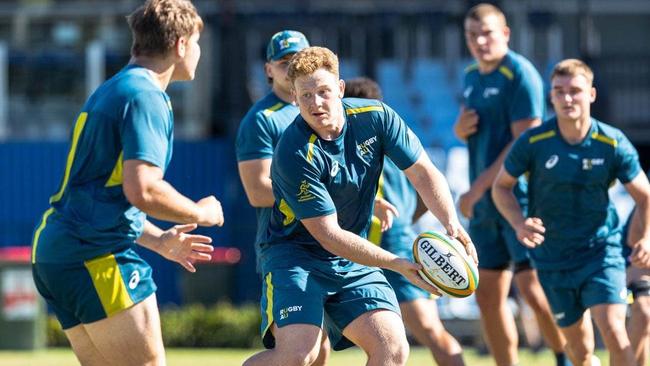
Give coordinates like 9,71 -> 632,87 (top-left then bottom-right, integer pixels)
493,58 -> 650,366
623,200 -> 650,366
30,0 -> 224,365
235,30 -> 331,365
454,3 -> 568,365
345,76 -> 465,366
244,46 -> 476,366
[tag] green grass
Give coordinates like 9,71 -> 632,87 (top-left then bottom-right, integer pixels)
0,347 -> 612,366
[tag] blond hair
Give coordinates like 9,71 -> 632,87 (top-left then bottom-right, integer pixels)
551,59 -> 594,85
465,3 -> 507,26
127,0 -> 203,57
288,47 -> 339,84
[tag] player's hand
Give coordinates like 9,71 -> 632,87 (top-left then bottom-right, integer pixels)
391,257 -> 442,297
159,223 -> 214,272
453,106 -> 479,141
444,222 -> 478,265
630,239 -> 650,268
514,217 -> 545,248
458,188 -> 482,219
374,197 -> 399,232
196,196 -> 224,227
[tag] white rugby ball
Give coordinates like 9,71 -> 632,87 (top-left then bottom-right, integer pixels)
412,231 -> 479,298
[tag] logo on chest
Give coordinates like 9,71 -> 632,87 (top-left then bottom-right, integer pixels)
545,155 -> 559,169
582,158 -> 605,170
330,160 -> 340,177
357,136 -> 377,156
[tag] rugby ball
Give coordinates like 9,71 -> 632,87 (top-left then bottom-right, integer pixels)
412,231 -> 479,298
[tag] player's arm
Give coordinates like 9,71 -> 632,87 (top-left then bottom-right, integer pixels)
624,172 -> 650,268
403,152 -> 477,263
459,117 -> 540,218
492,167 -> 545,248
123,159 -> 224,226
301,213 -> 439,295
237,158 -> 274,207
136,220 -> 214,272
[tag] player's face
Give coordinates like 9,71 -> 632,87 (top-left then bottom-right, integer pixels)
173,31 -> 201,81
551,74 -> 596,122
293,68 -> 345,136
265,54 -> 294,95
464,15 -> 509,67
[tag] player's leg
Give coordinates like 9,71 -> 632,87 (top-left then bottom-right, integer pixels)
557,311 -> 595,366
63,324 -> 108,366
244,323 -> 324,366
312,331 -> 331,366
343,309 -> 409,366
82,293 -> 165,366
591,303 -> 635,366
400,298 -> 465,366
627,267 -> 650,366
471,219 -> 519,366
513,266 -> 567,356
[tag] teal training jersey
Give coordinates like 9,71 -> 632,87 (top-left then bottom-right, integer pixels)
369,158 -> 418,254
463,50 -> 544,220
262,98 -> 423,269
235,92 -> 299,262
505,118 -> 641,270
32,64 -> 174,263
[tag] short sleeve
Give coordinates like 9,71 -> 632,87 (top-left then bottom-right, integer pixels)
509,68 -> 544,122
272,147 -> 336,220
504,132 -> 532,178
381,103 -> 424,170
236,112 -> 275,162
121,91 -> 171,168
615,132 -> 641,184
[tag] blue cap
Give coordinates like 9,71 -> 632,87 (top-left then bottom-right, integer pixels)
266,30 -> 310,61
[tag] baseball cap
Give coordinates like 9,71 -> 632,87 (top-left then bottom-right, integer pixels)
266,30 -> 310,61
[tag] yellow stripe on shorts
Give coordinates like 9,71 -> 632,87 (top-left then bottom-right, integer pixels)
263,272 -> 274,335
84,253 -> 134,317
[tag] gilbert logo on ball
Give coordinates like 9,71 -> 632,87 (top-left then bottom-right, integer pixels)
412,231 -> 479,298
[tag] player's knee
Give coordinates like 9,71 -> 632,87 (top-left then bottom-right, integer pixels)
598,322 -> 629,350
383,337 -> 410,366
282,343 -> 321,366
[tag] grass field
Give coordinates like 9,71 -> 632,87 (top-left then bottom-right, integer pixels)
0,347 -> 611,365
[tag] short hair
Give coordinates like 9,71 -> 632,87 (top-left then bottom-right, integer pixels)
551,59 -> 594,86
465,3 -> 507,26
344,77 -> 383,100
127,0 -> 203,57
288,47 -> 339,84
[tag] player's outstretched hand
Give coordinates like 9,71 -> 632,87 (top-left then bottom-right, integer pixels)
392,258 -> 441,297
159,223 -> 214,272
444,222 -> 479,265
515,217 -> 545,248
453,106 -> 479,142
458,189 -> 481,219
374,197 -> 399,232
196,196 -> 224,227
630,239 -> 650,269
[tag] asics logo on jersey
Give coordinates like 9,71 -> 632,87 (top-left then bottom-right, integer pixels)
128,270 -> 140,290
279,305 -> 303,320
330,161 -> 340,177
297,180 -> 315,202
357,136 -> 377,155
545,155 -> 559,169
463,86 -> 473,99
483,87 -> 500,98
582,158 -> 605,170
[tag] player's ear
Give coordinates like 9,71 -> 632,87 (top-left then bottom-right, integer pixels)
338,79 -> 345,98
503,25 -> 511,42
175,36 -> 187,58
590,87 -> 596,103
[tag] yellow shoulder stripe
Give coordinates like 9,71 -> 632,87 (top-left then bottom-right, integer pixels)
105,151 -> 124,187
465,63 -> 479,73
263,102 -> 285,117
346,106 -> 384,115
529,130 -> 556,144
499,66 -> 514,80
306,134 -> 318,163
50,112 -> 88,204
591,132 -> 618,148
278,199 -> 296,226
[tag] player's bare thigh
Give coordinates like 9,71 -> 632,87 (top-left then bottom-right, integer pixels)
82,294 -> 165,366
